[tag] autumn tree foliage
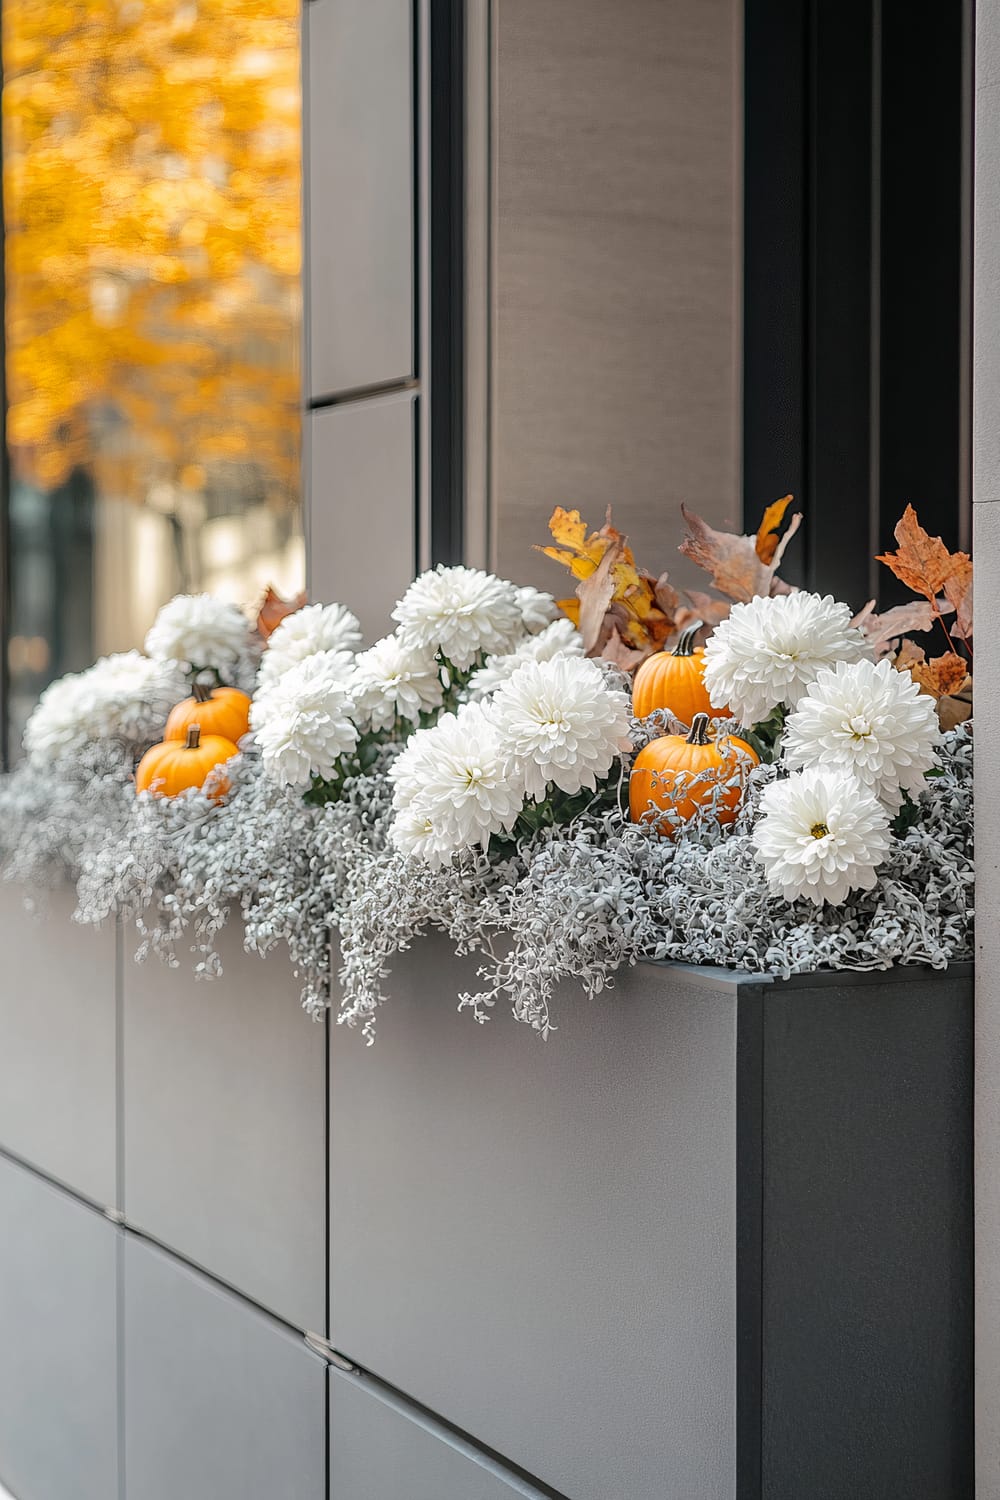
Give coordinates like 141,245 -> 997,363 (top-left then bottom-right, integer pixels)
1,0 -> 301,502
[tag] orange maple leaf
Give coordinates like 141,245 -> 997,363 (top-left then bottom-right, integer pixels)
876,505 -> 968,601
902,650 -> 970,700
755,495 -> 795,563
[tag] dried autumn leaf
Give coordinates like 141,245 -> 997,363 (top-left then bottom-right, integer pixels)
943,555 -> 973,640
853,600 -> 938,658
755,494 -> 795,563
894,638 -> 927,672
600,624 -> 647,672
682,590 -> 732,627
537,505 -> 678,658
904,651 -> 970,701
938,687 -> 973,730
679,502 -> 800,603
876,504 -> 967,601
257,585 -> 308,639
536,506 -> 624,580
576,533 -> 626,654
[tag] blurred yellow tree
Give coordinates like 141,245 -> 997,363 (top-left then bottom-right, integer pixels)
1,0 -> 301,501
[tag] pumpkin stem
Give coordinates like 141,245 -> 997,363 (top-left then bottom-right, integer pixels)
192,682 -> 213,704
185,724 -> 202,750
686,713 -> 711,745
673,620 -> 704,658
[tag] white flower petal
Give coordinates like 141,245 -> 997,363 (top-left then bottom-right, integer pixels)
348,633 -> 444,732
703,592 -> 870,725
392,565 -> 524,669
250,650 -> 359,786
257,602 -> 362,689
752,766 -> 892,906
487,654 -> 632,802
144,593 -> 250,675
783,657 -> 939,811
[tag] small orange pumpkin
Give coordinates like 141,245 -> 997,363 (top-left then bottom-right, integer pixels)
629,713 -> 759,835
631,621 -> 722,725
135,724 -> 239,802
165,682 -> 251,745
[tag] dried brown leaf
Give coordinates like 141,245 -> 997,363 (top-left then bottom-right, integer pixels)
599,624 -> 648,671
679,505 -> 772,602
755,494 -> 795,563
876,504 -> 967,601
855,600 -> 937,657
905,650 -> 970,700
943,556 -> 973,640
257,585 -> 308,639
577,532 -> 626,654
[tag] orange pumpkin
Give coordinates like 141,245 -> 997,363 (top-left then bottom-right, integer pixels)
165,682 -> 251,745
135,724 -> 239,802
631,621 -> 723,725
629,713 -> 759,835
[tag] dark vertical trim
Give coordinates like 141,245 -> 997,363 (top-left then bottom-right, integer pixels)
736,987 -> 764,1500
807,0 -> 876,605
428,0 -> 465,565
742,0 -> 808,584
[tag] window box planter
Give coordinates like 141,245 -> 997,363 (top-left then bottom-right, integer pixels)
0,883 -> 118,1208
329,936 -> 973,1500
122,917 -> 327,1332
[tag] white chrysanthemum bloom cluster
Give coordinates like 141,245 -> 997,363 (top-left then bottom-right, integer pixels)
348,634 -> 444,732
783,657 -> 939,812
144,593 -> 250,677
257,602 -> 362,690
250,650 -> 359,787
24,652 -> 187,763
703,592 -> 870,726
389,654 -> 630,863
489,655 -> 632,802
392,565 -> 524,669
390,701 -> 524,866
752,766 -> 892,906
468,618 -> 583,699
515,585 -> 559,634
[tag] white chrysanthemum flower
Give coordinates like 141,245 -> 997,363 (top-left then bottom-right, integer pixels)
348,634 -> 444,732
389,701 -> 524,864
703,592 -> 870,726
783,657 -> 939,812
468,618 -> 584,699
515,585 -> 559,633
257,602 -> 362,689
144,593 -> 250,676
488,654 -> 632,803
753,766 -> 892,907
392,565 -> 524,669
250,650 -> 359,787
23,652 -> 187,762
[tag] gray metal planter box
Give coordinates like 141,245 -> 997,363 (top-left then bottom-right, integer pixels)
0,1153 -> 119,1500
328,939 -> 973,1500
0,883 -> 118,1208
123,1236 -> 327,1500
330,1367 -> 550,1499
122,918 -> 327,1332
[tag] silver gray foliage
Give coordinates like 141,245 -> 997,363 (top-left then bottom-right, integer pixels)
0,722 -> 974,1038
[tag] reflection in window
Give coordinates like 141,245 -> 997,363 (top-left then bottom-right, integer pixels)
2,0 -> 304,752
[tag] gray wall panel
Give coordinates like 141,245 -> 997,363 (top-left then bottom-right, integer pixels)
329,940 -> 737,1500
124,1238 -> 326,1500
0,1156 -> 118,1500
309,394 -> 415,641
308,0 -> 414,398
123,920 -> 326,1333
330,1370 -> 548,1499
0,884 -> 117,1207
491,0 -> 742,591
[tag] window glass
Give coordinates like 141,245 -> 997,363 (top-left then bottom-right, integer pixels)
2,0 -> 304,751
